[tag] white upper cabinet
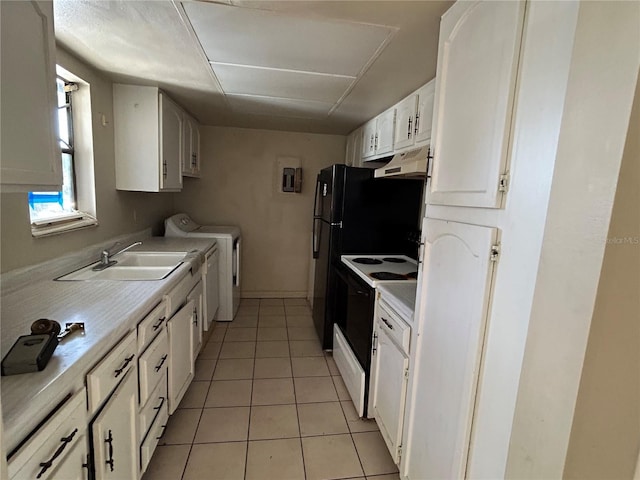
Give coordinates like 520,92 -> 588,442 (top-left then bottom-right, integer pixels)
393,79 -> 436,152
0,1 -> 62,192
429,1 -> 526,208
405,218 -> 498,480
362,118 -> 377,159
182,113 -> 201,178
159,94 -> 183,190
345,127 -> 363,167
361,108 -> 396,161
113,85 -> 183,192
393,94 -> 419,152
375,108 -> 396,156
414,80 -> 435,145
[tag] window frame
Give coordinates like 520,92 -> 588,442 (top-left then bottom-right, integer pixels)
29,68 -> 97,237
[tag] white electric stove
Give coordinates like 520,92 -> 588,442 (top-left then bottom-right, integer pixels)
334,254 -> 418,418
341,255 -> 418,288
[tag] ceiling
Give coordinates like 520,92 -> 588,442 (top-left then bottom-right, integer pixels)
53,0 -> 452,135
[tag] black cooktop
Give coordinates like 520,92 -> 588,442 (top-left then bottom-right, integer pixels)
369,272 -> 408,280
353,258 -> 383,265
382,257 -> 407,263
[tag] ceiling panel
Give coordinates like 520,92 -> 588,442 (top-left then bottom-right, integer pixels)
211,63 -> 354,103
226,94 -> 333,118
54,0 -> 217,92
182,1 -> 395,76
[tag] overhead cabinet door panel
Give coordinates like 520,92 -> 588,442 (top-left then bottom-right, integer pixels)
429,1 -> 525,208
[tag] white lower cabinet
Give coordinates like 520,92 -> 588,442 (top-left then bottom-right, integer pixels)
8,389 -> 89,480
370,300 -> 411,465
187,281 -> 204,360
90,367 -> 139,480
167,299 -> 195,414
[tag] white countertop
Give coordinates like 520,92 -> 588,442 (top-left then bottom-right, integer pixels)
1,235 -> 215,452
377,283 -> 417,323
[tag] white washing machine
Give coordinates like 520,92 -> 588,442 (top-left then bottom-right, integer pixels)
165,213 -> 241,322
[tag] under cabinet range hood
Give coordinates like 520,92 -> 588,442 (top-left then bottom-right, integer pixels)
374,146 -> 431,178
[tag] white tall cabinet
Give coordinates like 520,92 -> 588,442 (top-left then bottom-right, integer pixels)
403,1 -> 525,478
0,0 -> 62,192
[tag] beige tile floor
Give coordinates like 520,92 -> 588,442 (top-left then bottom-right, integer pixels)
143,298 -> 399,480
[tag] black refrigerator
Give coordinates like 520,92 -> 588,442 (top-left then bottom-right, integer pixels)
311,164 -> 424,349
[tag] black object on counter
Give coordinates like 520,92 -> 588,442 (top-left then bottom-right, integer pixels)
1,333 -> 58,376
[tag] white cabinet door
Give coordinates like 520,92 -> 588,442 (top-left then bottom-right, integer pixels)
414,80 -> 435,145
375,108 -> 396,156
345,128 -> 364,167
361,119 -> 377,159
91,368 -> 139,480
182,114 -> 201,177
405,219 -> 498,480
429,1 -> 525,208
167,300 -> 195,414
372,323 -> 409,464
0,0 -> 61,191
204,250 -> 220,331
187,281 -> 204,360
159,93 -> 183,191
394,95 -> 418,151
344,129 -> 356,167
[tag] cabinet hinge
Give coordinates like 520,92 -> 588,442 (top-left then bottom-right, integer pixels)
490,244 -> 500,262
404,366 -> 409,379
372,332 -> 378,356
397,444 -> 403,462
498,173 -> 510,193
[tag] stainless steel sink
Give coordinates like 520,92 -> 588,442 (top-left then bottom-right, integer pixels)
56,251 -> 187,281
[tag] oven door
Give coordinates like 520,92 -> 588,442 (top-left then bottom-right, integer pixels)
336,266 -> 375,371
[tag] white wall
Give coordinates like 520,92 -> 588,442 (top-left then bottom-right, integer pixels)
174,126 -> 345,298
505,2 -> 640,477
0,48 -> 176,273
562,69 -> 640,479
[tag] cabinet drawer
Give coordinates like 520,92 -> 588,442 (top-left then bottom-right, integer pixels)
140,395 -> 169,474
378,301 -> 411,353
137,300 -> 167,353
138,328 -> 169,406
9,389 -> 88,480
87,330 -> 137,414
139,372 -> 167,442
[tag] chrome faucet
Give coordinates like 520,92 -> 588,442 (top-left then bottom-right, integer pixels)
92,241 -> 142,271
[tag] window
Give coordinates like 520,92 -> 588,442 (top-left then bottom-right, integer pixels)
29,68 -> 97,236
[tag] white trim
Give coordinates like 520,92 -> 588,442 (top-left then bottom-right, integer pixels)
31,212 -> 98,237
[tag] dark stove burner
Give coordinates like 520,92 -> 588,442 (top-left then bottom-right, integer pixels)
383,257 -> 407,263
353,258 -> 383,265
406,271 -> 418,279
370,272 -> 407,280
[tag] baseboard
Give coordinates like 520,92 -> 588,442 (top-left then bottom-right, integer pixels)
241,291 -> 308,299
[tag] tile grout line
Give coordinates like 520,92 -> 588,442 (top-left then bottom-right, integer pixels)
285,306 -> 309,480
180,321 -> 226,480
